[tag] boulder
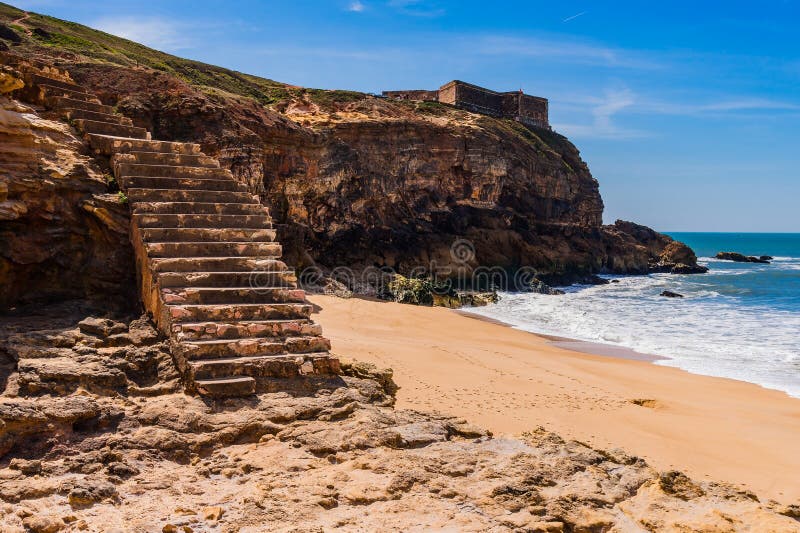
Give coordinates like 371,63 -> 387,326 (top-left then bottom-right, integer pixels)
715,252 -> 770,264
528,279 -> 565,295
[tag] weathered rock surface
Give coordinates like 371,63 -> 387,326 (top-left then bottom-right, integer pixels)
0,306 -> 798,532
0,67 -> 133,310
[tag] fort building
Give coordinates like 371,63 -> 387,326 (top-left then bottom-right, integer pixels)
383,80 -> 549,129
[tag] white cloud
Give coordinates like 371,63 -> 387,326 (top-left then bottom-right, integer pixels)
93,16 -> 193,51
348,1 -> 366,12
554,88 -> 648,139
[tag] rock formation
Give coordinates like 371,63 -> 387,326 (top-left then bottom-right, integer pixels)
716,252 -> 771,264
0,62 -> 134,310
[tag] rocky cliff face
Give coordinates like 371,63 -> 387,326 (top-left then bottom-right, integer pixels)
0,66 -> 133,310
64,63 -> 702,284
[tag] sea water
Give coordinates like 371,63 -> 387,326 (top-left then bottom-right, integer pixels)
468,233 -> 800,397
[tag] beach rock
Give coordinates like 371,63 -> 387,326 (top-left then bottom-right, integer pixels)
660,290 -> 684,298
760,255 -> 773,261
528,279 -> 565,295
21,515 -> 64,533
458,291 -> 499,307
716,252 -> 770,264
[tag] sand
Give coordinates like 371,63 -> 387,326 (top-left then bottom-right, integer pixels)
309,295 -> 800,503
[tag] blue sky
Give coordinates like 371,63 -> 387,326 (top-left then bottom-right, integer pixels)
12,0 -> 800,231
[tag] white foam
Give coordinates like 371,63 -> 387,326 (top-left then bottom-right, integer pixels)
469,273 -> 800,398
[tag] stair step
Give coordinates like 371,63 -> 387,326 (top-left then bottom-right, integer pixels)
114,162 -> 230,179
141,227 -> 276,243
87,134 -> 201,156
132,202 -> 265,215
127,151 -> 220,168
48,97 -> 114,114
38,83 -> 100,103
127,189 -> 258,204
157,271 -> 296,289
121,176 -> 245,192
188,353 -> 333,381
161,287 -> 304,305
28,73 -> 85,94
75,119 -> 150,139
173,319 -> 320,341
195,376 -> 255,397
145,241 -> 281,258
151,257 -> 288,273
167,303 -> 313,322
177,336 -> 331,360
133,213 -> 272,229
62,108 -> 132,126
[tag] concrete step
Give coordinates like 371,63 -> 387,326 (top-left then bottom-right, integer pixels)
75,119 -> 150,139
132,202 -> 266,215
140,227 -> 276,243
48,97 -> 114,114
133,213 -> 273,229
157,271 -> 296,289
145,241 -> 282,258
151,257 -> 288,273
195,376 -> 255,397
62,108 -> 133,126
188,354 -> 330,381
127,189 -> 258,204
167,302 -> 313,323
161,287 -> 304,305
121,176 -> 245,192
87,134 -> 201,156
177,335 -> 331,360
173,319 -> 320,342
28,73 -> 85,94
38,83 -> 100,103
127,151 -> 220,168
114,163 -> 231,179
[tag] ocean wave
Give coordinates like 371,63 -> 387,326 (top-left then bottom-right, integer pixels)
471,275 -> 800,398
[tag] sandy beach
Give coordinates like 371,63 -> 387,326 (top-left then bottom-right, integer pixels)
310,295 -> 800,503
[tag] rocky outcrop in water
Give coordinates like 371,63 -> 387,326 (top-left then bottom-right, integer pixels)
716,252 -> 771,264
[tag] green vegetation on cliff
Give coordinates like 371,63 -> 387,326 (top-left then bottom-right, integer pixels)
0,2 -> 289,104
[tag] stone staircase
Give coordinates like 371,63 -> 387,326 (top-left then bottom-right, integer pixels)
3,55 -> 340,397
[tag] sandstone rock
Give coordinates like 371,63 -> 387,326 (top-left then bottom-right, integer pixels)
67,479 -> 118,507
202,506 -> 224,521
77,317 -> 127,338
21,515 -> 63,533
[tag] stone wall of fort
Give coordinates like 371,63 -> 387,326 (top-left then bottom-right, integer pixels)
383,80 -> 550,128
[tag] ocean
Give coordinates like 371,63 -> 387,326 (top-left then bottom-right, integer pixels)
468,233 -> 800,397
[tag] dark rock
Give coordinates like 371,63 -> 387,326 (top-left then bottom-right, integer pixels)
670,263 -> 709,274
78,317 -> 127,338
660,290 -> 684,298
760,255 -> 773,261
576,275 -> 609,285
715,252 -> 770,264
528,279 -> 565,295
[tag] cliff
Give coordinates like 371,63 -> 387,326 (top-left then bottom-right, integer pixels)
0,2 -> 704,302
